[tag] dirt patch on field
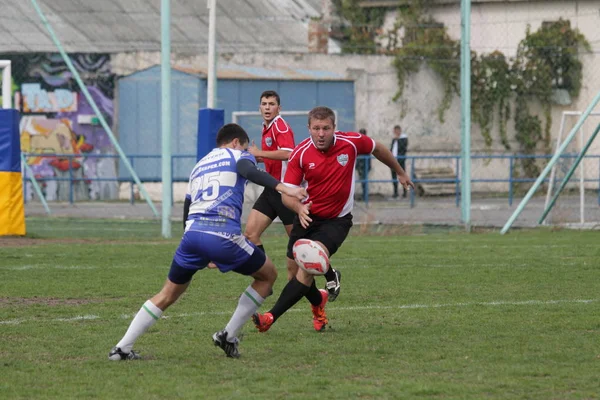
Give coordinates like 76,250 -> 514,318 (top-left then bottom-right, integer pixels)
0,237 -> 174,247
0,237 -> 99,247
0,296 -> 113,307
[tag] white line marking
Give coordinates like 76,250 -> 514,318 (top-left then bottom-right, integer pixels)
54,315 -> 100,322
0,299 -> 596,326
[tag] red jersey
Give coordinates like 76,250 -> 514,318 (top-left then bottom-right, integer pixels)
284,131 -> 376,218
261,115 -> 295,180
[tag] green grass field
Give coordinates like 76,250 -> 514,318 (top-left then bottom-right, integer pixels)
1,219 -> 599,399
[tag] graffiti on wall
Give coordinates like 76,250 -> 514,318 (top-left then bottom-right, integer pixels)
4,53 -> 118,201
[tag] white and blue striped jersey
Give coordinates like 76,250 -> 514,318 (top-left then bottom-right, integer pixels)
185,147 -> 256,234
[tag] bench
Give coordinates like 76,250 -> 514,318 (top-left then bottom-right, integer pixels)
413,167 -> 457,196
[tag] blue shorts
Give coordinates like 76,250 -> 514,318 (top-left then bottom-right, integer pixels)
169,230 -> 266,284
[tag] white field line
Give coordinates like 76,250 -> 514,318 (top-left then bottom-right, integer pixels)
0,298 -> 596,326
3,261 -> 581,270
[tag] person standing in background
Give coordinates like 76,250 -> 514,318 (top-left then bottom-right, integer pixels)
355,128 -> 371,202
390,125 -> 408,198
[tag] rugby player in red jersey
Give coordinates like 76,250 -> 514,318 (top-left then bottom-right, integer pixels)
253,106 -> 414,332
245,91 -> 343,301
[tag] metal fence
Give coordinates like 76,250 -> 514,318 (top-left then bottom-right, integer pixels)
22,152 -> 600,208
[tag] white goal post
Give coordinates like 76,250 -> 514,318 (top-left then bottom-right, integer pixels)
232,110 -> 339,126
544,111 -> 600,226
0,60 -> 12,108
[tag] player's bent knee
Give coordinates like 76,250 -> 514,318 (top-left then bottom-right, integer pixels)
244,211 -> 272,242
254,260 -> 277,284
152,280 -> 188,309
296,268 -> 314,286
286,257 -> 299,280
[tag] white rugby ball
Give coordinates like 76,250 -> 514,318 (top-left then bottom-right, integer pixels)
292,239 -> 329,276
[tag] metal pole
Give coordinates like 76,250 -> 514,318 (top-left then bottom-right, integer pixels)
460,0 -> 472,231
30,0 -> 158,217
161,0 -> 172,238
579,126 -> 585,224
21,153 -> 50,214
543,111 -> 566,224
207,0 -> 217,108
538,123 -> 600,225
508,156 -> 514,206
501,90 -> 600,234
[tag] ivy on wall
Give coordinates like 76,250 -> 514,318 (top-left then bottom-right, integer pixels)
471,51 -> 511,149
391,17 -> 460,123
331,0 -> 590,177
330,0 -> 387,54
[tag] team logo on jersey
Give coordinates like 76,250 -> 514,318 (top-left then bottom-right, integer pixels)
265,137 -> 273,147
337,154 -> 349,166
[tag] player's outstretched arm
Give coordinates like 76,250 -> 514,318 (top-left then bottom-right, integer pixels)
372,141 -> 415,191
236,158 -> 280,188
236,159 -> 306,202
248,141 -> 291,161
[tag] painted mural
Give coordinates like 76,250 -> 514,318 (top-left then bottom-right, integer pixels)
3,53 -> 118,201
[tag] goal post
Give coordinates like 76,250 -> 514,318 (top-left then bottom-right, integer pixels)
543,111 -> 600,227
232,110 -> 339,124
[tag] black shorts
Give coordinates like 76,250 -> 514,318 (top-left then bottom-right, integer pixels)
252,187 -> 296,225
286,213 -> 353,259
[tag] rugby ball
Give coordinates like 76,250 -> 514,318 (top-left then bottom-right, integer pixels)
292,239 -> 329,276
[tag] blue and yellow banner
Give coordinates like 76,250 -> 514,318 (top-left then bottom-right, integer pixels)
0,109 -> 26,236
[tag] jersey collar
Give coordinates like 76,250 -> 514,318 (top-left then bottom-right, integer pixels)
310,132 -> 338,153
263,115 -> 282,131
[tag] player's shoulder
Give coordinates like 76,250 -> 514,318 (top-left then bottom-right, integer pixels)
272,116 -> 292,134
225,148 -> 255,162
335,131 -> 363,139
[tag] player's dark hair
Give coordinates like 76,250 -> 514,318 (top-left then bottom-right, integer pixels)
359,128 -> 367,135
216,123 -> 250,146
308,106 -> 336,126
394,125 -> 402,131
260,90 -> 280,105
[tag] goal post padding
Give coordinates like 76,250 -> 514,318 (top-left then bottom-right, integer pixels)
0,109 -> 25,236
197,108 -> 224,162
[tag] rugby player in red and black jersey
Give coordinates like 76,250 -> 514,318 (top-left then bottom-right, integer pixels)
245,91 -> 343,301
253,106 -> 414,333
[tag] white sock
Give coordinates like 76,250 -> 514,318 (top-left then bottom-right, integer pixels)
224,286 -> 265,342
116,300 -> 163,353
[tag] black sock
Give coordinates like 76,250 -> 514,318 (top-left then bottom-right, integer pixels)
257,244 -> 265,253
269,277 -> 310,321
324,266 -> 335,282
305,280 -> 322,306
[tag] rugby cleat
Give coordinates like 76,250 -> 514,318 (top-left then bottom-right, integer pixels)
108,346 -> 141,361
252,312 -> 274,333
212,330 -> 240,359
325,268 -> 341,302
311,289 -> 329,332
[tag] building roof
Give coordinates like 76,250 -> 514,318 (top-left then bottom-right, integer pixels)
174,63 -> 347,80
0,0 -> 323,54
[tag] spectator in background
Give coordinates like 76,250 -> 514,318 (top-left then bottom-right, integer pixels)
355,128 -> 371,202
390,125 -> 409,198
